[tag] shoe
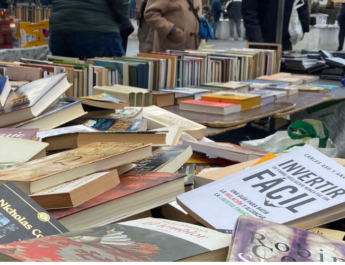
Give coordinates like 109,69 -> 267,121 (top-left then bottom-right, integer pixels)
228,37 -> 234,41
238,37 -> 243,41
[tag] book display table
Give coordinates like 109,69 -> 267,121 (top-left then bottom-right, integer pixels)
0,45 -> 49,62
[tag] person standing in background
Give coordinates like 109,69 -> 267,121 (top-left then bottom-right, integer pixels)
137,0 -> 154,53
242,0 -> 309,51
203,6 -> 214,26
48,0 -> 130,59
226,0 -> 242,41
144,0 -> 201,52
337,4 -> 345,51
211,0 -> 223,38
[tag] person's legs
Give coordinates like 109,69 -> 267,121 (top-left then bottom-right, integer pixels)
338,30 -> 344,51
213,20 -> 218,37
66,33 -> 124,60
235,17 -> 242,39
49,34 -> 75,57
229,19 -> 235,38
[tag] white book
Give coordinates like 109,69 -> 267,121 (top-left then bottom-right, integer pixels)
177,145 -> 345,232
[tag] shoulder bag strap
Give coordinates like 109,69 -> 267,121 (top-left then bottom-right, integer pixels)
186,0 -> 200,22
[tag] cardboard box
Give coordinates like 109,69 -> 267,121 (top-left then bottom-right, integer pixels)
13,20 -> 49,48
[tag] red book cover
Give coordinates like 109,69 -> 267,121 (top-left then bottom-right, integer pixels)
181,100 -> 238,108
49,171 -> 184,220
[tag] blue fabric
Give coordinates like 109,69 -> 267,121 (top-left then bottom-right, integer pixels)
211,0 -> 222,22
49,33 -> 124,60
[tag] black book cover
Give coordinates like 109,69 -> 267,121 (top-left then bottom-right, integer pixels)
0,182 -> 68,244
130,146 -> 189,172
177,163 -> 195,187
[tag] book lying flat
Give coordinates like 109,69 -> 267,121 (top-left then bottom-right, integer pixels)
0,182 -> 68,245
201,92 -> 261,110
49,172 -> 186,231
0,142 -> 152,195
37,125 -> 97,140
177,146 -> 345,232
0,218 -> 231,262
0,128 -> 38,140
229,216 -> 345,262
30,170 -> 120,210
179,100 -> 241,115
79,92 -> 129,110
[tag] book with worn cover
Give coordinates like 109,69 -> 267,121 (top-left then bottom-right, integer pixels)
229,216 -> 345,262
0,218 -> 231,262
0,142 -> 152,195
48,172 -> 186,230
177,145 -> 345,232
0,128 -> 38,140
69,118 -> 147,132
0,182 -> 68,245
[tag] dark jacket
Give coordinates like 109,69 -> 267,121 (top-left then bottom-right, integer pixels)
242,0 -> 309,51
227,0 -> 242,19
0,0 -> 8,9
48,0 -> 131,34
212,0 -> 223,22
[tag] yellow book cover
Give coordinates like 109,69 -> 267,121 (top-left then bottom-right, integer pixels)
201,93 -> 261,110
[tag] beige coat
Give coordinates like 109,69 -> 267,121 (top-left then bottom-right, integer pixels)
144,0 -> 201,52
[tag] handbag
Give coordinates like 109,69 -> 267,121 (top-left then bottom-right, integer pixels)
186,0 -> 215,40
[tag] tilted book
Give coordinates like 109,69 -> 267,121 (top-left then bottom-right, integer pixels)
229,216 -> 345,262
0,218 -> 231,262
177,146 -> 345,232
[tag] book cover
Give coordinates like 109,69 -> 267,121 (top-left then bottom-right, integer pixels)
177,145 -> 345,232
37,125 -> 97,140
0,128 -> 38,140
229,216 -> 345,262
0,218 -> 230,262
111,107 -> 143,119
49,172 -> 184,220
159,88 -> 211,95
202,82 -> 249,90
130,146 -> 190,172
81,93 -> 123,103
69,118 -> 146,132
180,100 -> 239,109
0,143 -> 150,189
0,182 -> 68,245
3,73 -> 66,113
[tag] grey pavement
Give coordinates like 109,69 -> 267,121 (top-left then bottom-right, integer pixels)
126,39 -> 247,56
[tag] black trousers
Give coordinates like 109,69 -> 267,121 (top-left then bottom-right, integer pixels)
338,29 -> 345,51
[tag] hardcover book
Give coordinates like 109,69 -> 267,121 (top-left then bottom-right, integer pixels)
0,142 -> 152,195
177,146 -> 345,232
0,182 -> 68,245
69,118 -> 147,132
0,218 -> 231,262
49,172 -> 186,230
229,216 -> 345,262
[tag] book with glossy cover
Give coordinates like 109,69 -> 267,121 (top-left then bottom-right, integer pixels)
49,172 -> 184,220
69,118 -> 147,132
0,182 -> 68,245
177,145 -> 345,232
229,216 -> 345,262
130,146 -> 191,173
180,100 -> 239,109
0,218 -> 230,262
3,73 -> 67,113
0,128 -> 38,140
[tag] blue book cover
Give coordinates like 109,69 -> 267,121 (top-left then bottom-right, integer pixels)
0,76 -> 8,96
93,60 -> 124,85
313,84 -> 338,91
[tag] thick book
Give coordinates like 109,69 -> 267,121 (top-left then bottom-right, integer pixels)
175,93 -> 194,105
12,100 -> 87,132
0,218 -> 231,262
182,140 -> 267,163
0,73 -> 71,127
0,128 -> 38,140
68,118 -> 147,132
152,91 -> 175,107
228,216 -> 345,262
0,137 -> 48,170
0,182 -> 68,245
177,145 -> 345,232
0,142 -> 152,195
248,90 -> 275,105
130,146 -> 193,173
179,100 -> 241,115
143,106 -> 206,140
49,172 -> 186,231
30,170 -> 120,210
201,92 -> 261,110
